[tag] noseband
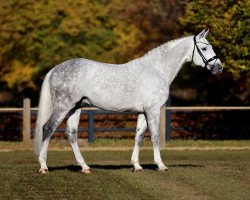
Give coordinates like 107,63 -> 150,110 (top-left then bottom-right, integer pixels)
191,36 -> 218,69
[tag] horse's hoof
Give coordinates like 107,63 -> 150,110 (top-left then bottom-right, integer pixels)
82,168 -> 91,174
158,166 -> 168,171
39,168 -> 49,174
133,168 -> 144,172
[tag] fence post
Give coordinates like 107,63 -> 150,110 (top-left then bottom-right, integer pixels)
88,110 -> 94,143
160,107 -> 166,148
23,98 -> 31,146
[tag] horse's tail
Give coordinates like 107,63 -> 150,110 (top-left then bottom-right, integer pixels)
34,70 -> 53,155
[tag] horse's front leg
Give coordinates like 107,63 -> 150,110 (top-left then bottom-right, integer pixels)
131,114 -> 147,172
145,106 -> 168,171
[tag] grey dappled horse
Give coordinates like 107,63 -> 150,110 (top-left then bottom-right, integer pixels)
35,30 -> 223,174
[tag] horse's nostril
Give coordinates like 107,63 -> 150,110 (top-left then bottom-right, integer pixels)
219,65 -> 223,72
216,63 -> 223,72
218,66 -> 223,73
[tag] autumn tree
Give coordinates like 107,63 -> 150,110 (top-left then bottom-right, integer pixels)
119,0 -> 185,54
0,0 -> 143,105
0,0 -> 185,106
170,0 -> 250,106
180,0 -> 250,74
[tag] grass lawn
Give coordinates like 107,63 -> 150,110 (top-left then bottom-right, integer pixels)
0,139 -> 250,150
0,149 -> 249,200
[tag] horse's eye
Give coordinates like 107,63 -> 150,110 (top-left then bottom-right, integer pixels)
201,47 -> 207,51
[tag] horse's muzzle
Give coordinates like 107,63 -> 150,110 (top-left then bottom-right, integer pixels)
211,63 -> 223,74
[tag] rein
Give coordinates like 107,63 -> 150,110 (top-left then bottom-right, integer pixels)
191,35 -> 218,69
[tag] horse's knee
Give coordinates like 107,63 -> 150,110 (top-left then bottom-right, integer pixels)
151,134 -> 160,146
135,133 -> 144,146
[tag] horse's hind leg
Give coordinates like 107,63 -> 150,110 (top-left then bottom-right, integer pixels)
66,108 -> 91,174
131,114 -> 147,172
38,109 -> 68,174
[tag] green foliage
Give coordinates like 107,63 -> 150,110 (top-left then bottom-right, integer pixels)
0,0 -> 143,92
180,0 -> 250,74
0,0 -> 184,106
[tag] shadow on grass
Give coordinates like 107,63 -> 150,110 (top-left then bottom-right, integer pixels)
169,164 -> 204,168
49,163 -> 203,172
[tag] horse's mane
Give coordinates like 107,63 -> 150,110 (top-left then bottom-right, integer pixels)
142,36 -> 190,58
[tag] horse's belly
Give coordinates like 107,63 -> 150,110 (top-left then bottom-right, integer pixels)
85,90 -> 143,112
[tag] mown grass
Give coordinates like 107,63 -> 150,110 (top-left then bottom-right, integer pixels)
0,139 -> 250,150
0,149 -> 249,200
90,139 -> 250,147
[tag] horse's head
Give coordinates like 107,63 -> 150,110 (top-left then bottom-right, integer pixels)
191,29 -> 223,74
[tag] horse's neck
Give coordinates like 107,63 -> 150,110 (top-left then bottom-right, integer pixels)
141,36 -> 193,84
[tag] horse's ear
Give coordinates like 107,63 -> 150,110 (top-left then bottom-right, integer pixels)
204,29 -> 209,38
196,29 -> 206,39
